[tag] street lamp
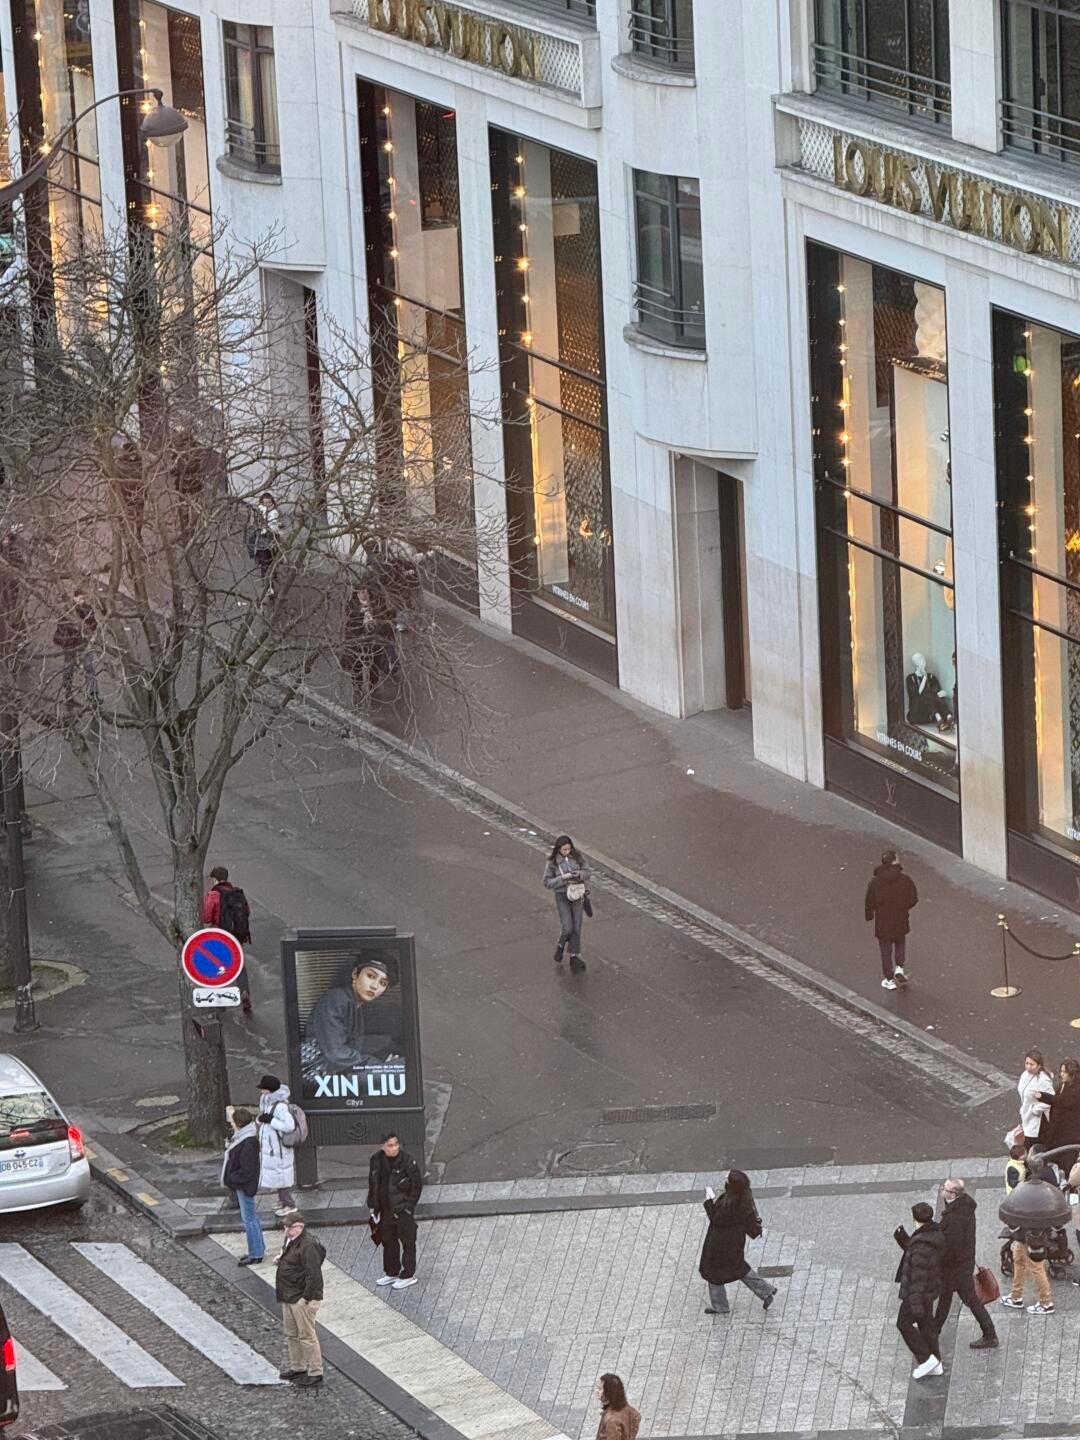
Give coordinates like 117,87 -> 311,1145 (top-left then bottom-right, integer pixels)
0,88 -> 186,1030
0,87 -> 187,205
999,1146 -> 1074,1250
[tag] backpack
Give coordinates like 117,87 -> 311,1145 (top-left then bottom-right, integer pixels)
217,886 -> 251,942
281,1102 -> 308,1149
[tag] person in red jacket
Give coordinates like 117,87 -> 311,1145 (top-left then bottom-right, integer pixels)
201,865 -> 252,1015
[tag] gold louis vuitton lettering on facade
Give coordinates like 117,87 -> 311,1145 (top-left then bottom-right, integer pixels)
830,134 -> 1066,261
367,0 -> 538,82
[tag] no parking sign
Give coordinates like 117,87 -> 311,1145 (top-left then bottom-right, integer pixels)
181,928 -> 245,988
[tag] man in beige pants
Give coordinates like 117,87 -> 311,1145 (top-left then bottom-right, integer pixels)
274,1212 -> 326,1387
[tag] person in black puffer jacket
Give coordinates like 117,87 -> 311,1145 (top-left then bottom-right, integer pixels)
894,1201 -> 947,1379
933,1179 -> 997,1348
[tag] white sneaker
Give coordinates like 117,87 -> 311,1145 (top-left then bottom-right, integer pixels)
376,1275 -> 398,1286
912,1357 -> 943,1379
1027,1302 -> 1055,1314
393,1276 -> 418,1290
274,1207 -> 295,1218
881,977 -> 897,990
893,966 -> 907,980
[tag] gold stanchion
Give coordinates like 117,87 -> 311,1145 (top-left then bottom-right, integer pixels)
991,913 -> 1022,999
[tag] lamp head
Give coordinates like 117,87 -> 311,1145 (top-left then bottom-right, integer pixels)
139,92 -> 187,149
999,1172 -> 1071,1235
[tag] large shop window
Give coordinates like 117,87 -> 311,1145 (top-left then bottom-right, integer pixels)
996,311 -> 1080,881
116,0 -> 211,251
490,129 -> 615,666
10,0 -> 102,309
1003,0 -> 1080,164
813,0 -> 951,123
357,83 -> 476,580
809,243 -> 959,833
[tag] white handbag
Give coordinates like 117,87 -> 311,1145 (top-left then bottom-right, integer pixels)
566,881 -> 586,902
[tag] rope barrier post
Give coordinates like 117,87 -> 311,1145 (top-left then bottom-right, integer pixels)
1071,941 -> 1080,1029
991,913 -> 1022,999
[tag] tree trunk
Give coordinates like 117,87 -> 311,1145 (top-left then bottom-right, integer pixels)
0,868 -> 15,991
174,851 -> 228,1145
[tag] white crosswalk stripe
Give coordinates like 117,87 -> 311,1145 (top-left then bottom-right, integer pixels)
14,1342 -> 66,1392
73,1243 -> 281,1386
0,1244 -> 182,1389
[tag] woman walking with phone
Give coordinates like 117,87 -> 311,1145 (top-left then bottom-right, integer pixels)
544,835 -> 591,973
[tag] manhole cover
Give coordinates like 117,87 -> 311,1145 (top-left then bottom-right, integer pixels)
602,1103 -> 716,1125
552,1141 -> 642,1175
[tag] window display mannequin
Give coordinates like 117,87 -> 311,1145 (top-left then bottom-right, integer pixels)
906,653 -> 953,732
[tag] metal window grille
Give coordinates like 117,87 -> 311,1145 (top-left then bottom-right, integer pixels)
629,1 -> 695,71
812,0 -> 951,124
223,22 -> 281,174
633,172 -> 705,349
1002,0 -> 1080,166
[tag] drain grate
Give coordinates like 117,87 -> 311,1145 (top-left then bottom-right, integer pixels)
602,1103 -> 716,1125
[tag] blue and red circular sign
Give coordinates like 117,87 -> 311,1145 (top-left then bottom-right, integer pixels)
181,928 -> 245,988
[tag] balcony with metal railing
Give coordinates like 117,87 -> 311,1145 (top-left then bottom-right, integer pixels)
633,280 -> 705,349
225,117 -> 281,174
812,41 -> 950,126
1002,97 -> 1080,168
629,3 -> 694,72
501,0 -> 595,21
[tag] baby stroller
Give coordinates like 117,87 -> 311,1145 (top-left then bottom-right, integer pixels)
999,1226 -> 1075,1281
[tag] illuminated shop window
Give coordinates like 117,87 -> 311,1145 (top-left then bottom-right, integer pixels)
490,128 -> 614,636
359,83 -> 476,559
810,242 -> 958,798
996,310 -> 1080,854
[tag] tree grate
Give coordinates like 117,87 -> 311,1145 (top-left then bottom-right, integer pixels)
602,1103 -> 715,1125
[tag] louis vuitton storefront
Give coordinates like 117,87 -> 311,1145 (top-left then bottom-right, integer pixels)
785,100 -> 1080,905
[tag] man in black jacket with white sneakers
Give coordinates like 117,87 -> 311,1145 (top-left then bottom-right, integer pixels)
367,1132 -> 423,1290
895,1201 -> 947,1379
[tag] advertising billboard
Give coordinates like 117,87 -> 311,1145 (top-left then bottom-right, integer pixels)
281,927 -> 424,1150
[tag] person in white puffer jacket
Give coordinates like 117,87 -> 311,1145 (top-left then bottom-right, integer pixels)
257,1074 -> 296,1216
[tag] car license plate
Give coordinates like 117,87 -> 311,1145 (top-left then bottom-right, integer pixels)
0,1157 -> 45,1174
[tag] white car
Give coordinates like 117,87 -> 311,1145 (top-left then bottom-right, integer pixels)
0,1055 -> 90,1213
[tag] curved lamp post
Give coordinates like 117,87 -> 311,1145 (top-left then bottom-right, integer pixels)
0,86 -> 187,206
999,1145 -> 1075,1246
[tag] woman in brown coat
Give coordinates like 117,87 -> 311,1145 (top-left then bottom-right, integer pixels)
595,1374 -> 640,1440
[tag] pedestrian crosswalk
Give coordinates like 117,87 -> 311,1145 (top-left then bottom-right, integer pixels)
0,1243 -> 281,1391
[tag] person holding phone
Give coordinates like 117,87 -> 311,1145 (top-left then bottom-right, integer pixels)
544,835 -> 592,973
698,1169 -> 778,1316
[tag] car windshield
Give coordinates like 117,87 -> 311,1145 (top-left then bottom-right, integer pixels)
0,1091 -> 66,1148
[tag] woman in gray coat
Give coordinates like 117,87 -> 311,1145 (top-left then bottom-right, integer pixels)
544,835 -> 591,973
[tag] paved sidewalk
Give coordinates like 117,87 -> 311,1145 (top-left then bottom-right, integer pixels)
203,1155 -> 1080,1440
373,606 -> 1080,1076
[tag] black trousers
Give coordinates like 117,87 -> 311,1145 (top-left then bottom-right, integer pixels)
382,1210 -> 417,1278
935,1276 -> 996,1339
896,1302 -> 941,1364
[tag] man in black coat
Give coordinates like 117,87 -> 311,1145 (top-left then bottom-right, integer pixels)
865,849 -> 919,990
894,1201 -> 947,1378
367,1132 -> 423,1290
933,1179 -> 998,1348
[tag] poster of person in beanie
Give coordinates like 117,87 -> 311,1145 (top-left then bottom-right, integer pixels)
293,941 -> 420,1110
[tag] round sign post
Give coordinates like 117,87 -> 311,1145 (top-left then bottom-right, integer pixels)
181,928 -> 245,988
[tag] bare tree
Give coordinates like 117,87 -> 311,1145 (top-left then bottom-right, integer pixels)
0,220 -> 501,1140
